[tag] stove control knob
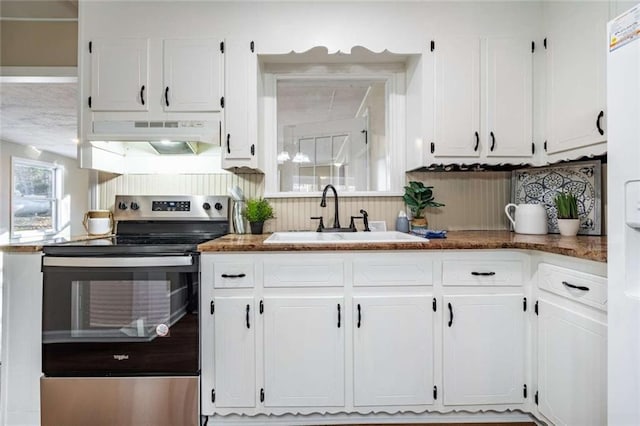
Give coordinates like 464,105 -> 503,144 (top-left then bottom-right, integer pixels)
118,201 -> 128,210
202,202 -> 211,211
130,202 -> 139,211
214,202 -> 223,211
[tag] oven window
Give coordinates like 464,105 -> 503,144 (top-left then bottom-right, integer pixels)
70,280 -> 182,341
43,270 -> 195,344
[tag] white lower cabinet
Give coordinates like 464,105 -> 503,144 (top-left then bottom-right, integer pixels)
213,296 -> 256,408
537,299 -> 607,426
353,295 -> 434,407
201,251 -> 607,424
443,294 -> 525,405
263,296 -> 345,407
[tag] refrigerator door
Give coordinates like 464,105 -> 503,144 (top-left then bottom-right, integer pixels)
607,5 -> 640,426
41,376 -> 199,426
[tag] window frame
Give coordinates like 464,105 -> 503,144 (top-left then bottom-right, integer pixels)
10,157 -> 62,238
262,66 -> 406,198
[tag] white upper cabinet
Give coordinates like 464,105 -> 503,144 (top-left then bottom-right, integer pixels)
443,294 -> 525,406
222,38 -> 258,170
90,38 -> 149,111
543,1 -> 608,155
432,37 -> 482,158
89,37 -> 222,115
426,36 -> 533,163
163,39 -> 223,112
486,37 -> 534,158
353,295 -> 434,407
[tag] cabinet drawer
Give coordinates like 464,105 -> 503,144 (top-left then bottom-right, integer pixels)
213,263 -> 255,288
353,255 -> 432,286
264,259 -> 344,288
442,260 -> 524,286
538,263 -> 607,310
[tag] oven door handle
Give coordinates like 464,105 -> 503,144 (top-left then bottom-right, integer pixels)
42,256 -> 193,268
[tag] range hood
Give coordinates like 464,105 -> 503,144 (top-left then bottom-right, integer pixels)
89,120 -> 220,147
80,119 -> 226,174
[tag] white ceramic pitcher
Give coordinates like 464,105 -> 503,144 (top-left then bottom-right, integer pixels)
504,203 -> 548,235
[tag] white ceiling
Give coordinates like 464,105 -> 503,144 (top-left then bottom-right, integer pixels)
0,83 -> 78,158
0,0 -> 79,158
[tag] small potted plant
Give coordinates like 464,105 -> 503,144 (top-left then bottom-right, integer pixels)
243,197 -> 274,234
554,192 -> 580,236
402,181 -> 445,228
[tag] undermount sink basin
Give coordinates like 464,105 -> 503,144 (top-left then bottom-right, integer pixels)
264,231 -> 428,244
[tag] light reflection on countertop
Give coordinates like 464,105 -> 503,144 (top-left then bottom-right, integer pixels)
0,235 -> 115,252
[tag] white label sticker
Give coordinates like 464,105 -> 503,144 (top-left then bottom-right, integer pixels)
610,5 -> 640,52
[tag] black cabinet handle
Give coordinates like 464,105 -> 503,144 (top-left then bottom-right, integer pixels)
562,281 -> 590,291
140,85 -> 145,105
357,304 -> 362,328
245,304 -> 250,329
474,131 -> 479,151
596,110 -> 604,135
448,302 -> 453,327
490,131 -> 496,151
221,273 -> 246,278
471,271 -> 496,276
337,304 -> 341,328
164,87 -> 170,107
226,134 -> 231,154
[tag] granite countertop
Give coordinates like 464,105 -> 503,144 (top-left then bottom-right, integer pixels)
0,234 -> 114,253
198,230 -> 607,262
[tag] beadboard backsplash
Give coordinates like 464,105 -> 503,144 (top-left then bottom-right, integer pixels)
97,171 -> 513,232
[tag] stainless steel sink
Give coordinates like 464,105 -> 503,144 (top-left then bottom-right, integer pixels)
264,231 -> 428,244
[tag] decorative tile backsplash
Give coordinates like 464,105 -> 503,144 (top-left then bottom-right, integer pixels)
511,160 -> 602,235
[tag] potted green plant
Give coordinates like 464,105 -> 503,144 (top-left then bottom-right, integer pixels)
402,181 -> 445,228
243,197 -> 274,234
554,192 -> 580,236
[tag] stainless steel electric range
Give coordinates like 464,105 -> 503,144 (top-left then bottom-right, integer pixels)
40,195 -> 229,426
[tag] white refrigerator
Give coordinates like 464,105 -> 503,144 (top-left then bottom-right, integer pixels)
608,5 -> 640,425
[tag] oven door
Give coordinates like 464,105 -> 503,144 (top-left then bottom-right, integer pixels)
41,254 -> 199,376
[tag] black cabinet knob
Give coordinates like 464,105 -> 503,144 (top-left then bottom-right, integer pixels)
214,202 -> 223,211
118,202 -> 128,210
203,202 -> 211,210
130,202 -> 139,211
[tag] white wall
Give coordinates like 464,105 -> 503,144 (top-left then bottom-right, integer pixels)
0,140 -> 90,242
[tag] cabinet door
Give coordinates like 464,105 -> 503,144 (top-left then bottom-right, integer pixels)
486,37 -> 533,158
353,295 -> 434,406
432,37 -> 481,157
163,39 -> 222,112
263,296 -> 344,407
545,2 -> 608,154
90,38 -> 149,111
537,300 -> 607,426
223,38 -> 258,169
443,294 -> 525,405
213,296 -> 256,408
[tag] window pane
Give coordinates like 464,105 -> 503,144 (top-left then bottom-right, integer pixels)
12,200 -> 54,232
12,160 -> 57,235
14,163 -> 54,197
277,78 -> 386,193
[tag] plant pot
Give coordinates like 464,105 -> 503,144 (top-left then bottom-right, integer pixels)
249,221 -> 264,235
410,217 -> 428,229
557,219 -> 580,237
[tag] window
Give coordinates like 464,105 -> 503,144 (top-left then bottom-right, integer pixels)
261,47 -> 409,196
11,158 -> 61,237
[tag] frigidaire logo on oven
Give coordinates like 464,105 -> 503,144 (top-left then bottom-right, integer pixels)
113,354 -> 129,361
